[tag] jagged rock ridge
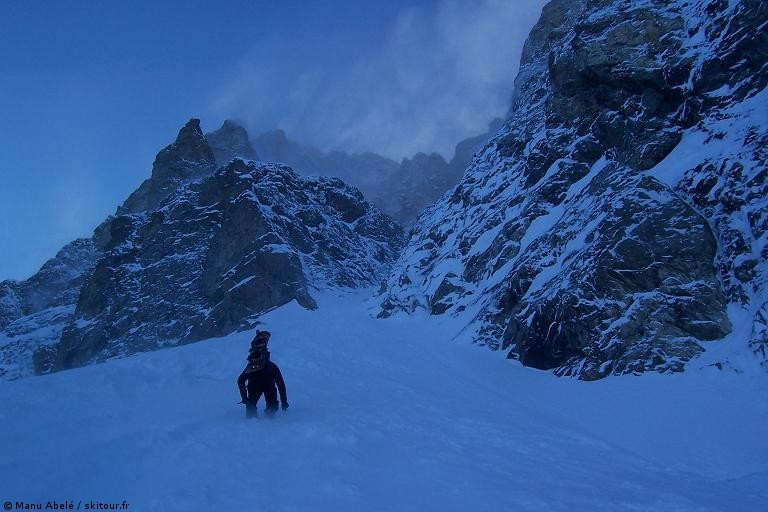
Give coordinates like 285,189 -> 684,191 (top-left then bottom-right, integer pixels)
252,120 -> 501,225
1,119 -> 226,378
54,159 -> 402,371
379,0 -> 767,378
207,120 -> 259,166
0,239 -> 99,378
2,120 -> 403,377
119,119 -> 216,215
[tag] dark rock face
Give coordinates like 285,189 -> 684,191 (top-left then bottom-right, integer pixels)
206,120 -> 259,166
54,159 -> 403,371
379,0 -> 767,377
119,119 -> 216,215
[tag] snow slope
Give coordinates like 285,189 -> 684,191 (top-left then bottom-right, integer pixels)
1,291 -> 766,511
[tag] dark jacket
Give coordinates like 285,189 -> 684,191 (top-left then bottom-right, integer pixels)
237,360 -> 288,407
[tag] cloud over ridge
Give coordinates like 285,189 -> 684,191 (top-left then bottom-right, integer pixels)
210,0 -> 547,159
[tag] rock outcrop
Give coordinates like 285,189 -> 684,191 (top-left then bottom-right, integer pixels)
1,119 -> 219,379
374,153 -> 452,225
379,0 -> 767,378
2,120 -> 403,378
0,239 -> 99,378
119,119 -> 216,215
54,159 -> 402,370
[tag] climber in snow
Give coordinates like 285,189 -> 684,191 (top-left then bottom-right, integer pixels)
237,330 -> 289,418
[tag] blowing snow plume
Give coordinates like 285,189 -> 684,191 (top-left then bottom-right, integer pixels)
210,0 -> 548,160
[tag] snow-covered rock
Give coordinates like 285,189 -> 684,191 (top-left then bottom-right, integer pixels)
0,282 -> 23,330
118,118 -> 216,215
0,239 -> 99,379
54,159 -> 403,371
252,121 -> 500,225
379,0 -> 768,378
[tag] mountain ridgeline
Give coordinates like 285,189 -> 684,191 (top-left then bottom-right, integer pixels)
251,120 -> 502,226
0,113 -> 494,379
0,120 -> 403,378
1,0 -> 766,381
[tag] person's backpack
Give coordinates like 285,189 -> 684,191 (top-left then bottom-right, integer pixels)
243,330 -> 271,373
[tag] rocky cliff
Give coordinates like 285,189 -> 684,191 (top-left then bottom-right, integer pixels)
53,159 -> 402,371
252,129 -> 401,212
0,120 -> 222,378
2,120 -> 403,377
379,0 -> 767,378
119,119 -> 216,215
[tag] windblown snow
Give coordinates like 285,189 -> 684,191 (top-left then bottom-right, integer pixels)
1,291 -> 765,511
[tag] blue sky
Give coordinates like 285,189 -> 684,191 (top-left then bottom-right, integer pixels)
0,0 -> 545,280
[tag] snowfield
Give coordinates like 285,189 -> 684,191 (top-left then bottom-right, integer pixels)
1,290 -> 766,511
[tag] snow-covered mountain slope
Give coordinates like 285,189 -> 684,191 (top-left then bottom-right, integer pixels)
0,239 -> 98,379
53,159 -> 402,371
379,0 -> 768,378
206,119 -> 259,166
1,120 -> 403,379
1,291 -> 766,511
0,120 -> 220,380
118,119 -> 216,215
